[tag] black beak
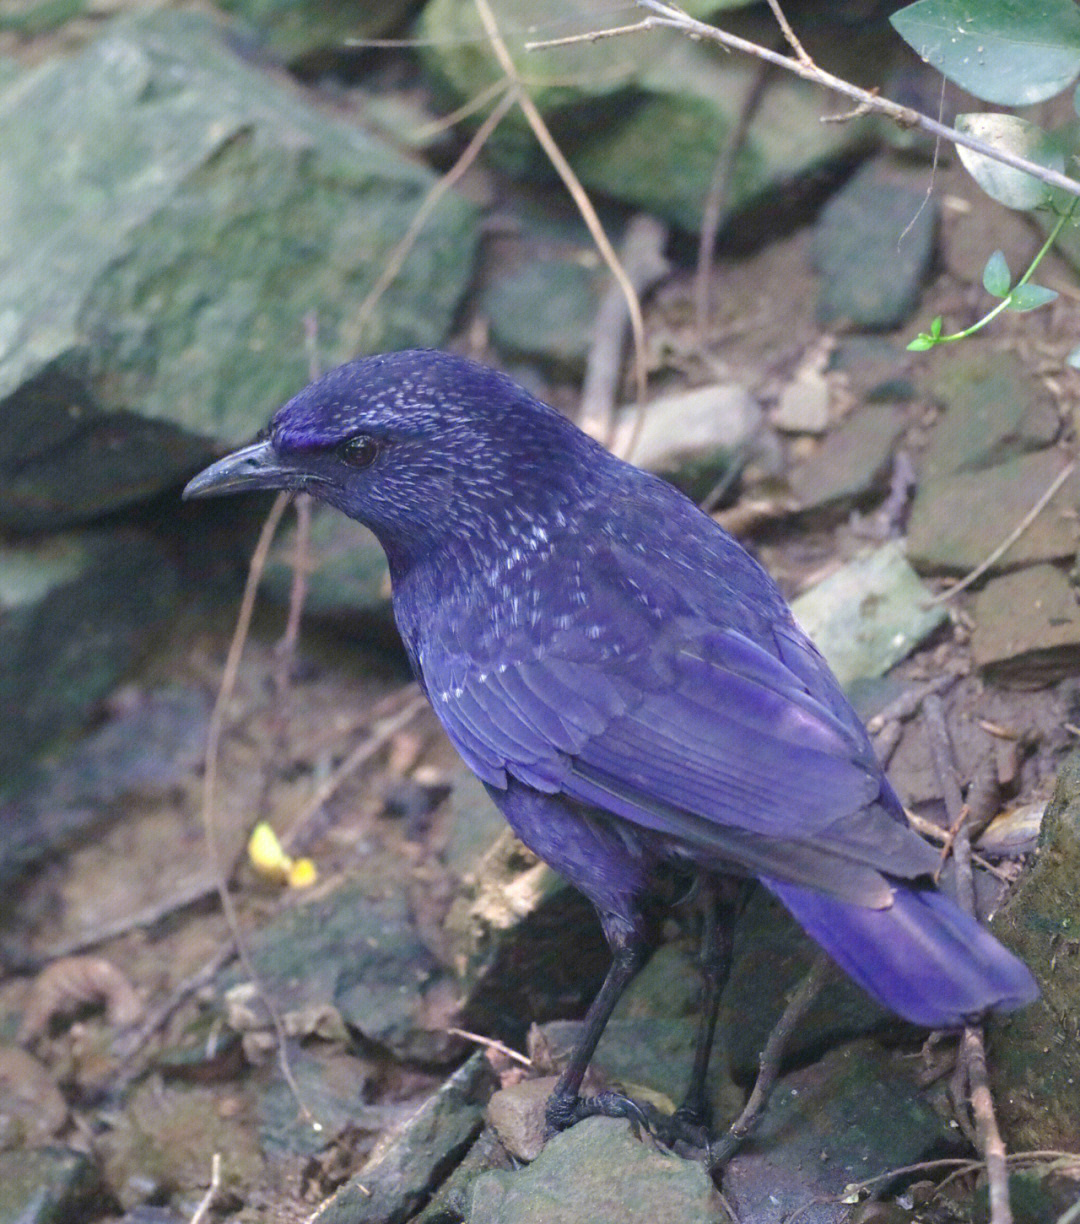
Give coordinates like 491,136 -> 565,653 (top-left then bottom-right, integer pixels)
182,440 -> 293,500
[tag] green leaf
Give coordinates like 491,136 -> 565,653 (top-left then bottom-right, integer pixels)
891,0 -> 1080,106
1007,283 -> 1058,311
1067,343 -> 1080,368
954,114 -> 1063,209
982,250 -> 1011,296
907,333 -> 936,351
930,315 -> 943,338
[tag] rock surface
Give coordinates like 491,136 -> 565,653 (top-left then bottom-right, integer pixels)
212,0 -> 419,62
990,751 -> 1080,1151
723,1039 -> 958,1224
814,161 -> 938,329
418,0 -> 870,232
0,1147 -> 100,1224
0,531 -> 178,797
0,10 -> 476,528
309,1053 -> 491,1224
466,1117 -> 724,1224
907,450 -> 1079,573
972,564 -> 1080,684
788,404 -> 906,512
921,349 -> 1059,480
791,540 -> 947,690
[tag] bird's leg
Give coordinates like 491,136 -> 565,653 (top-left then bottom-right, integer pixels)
708,950 -> 832,1170
673,877 -> 751,1136
545,914 -> 649,1135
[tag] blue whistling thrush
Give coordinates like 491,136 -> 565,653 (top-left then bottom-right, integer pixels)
184,350 -> 1037,1140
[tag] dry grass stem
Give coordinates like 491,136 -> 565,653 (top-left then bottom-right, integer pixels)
473,0 -> 650,421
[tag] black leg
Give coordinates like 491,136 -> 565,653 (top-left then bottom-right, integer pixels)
545,912 -> 648,1135
675,877 -> 752,1134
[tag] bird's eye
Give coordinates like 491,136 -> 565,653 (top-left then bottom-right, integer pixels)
338,435 -> 379,469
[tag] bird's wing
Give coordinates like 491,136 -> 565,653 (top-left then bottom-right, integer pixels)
423,542 -> 937,905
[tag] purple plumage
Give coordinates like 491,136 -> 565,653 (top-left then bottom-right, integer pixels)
184,349 -> 1037,1133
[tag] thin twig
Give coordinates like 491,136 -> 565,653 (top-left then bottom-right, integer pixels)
695,60 -> 771,338
447,1027 -> 532,1066
924,695 -> 1013,1224
708,952 -> 831,1168
189,1153 -> 221,1224
473,0 -> 649,421
579,213 -> 669,450
928,460 -> 1076,604
200,493 -> 319,1131
350,83 -> 517,349
763,0 -> 812,66
282,689 -> 428,854
525,3 -> 1080,200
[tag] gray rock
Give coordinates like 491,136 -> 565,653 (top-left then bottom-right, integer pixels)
791,540 -> 947,690
611,383 -> 763,497
257,1046 -> 373,1159
0,684 -> 208,887
212,0 -> 419,62
484,257 -> 599,373
815,161 -> 938,329
721,889 -> 897,1084
788,404 -> 906,512
0,10 -> 476,529
309,1052 -> 491,1224
972,564 -> 1080,684
0,531 -> 178,799
0,1147 -> 99,1224
828,337 -> 916,403
238,859 -> 461,1064
989,751 -> 1080,1151
922,349 -> 1059,481
485,1076 -> 555,1162
773,368 -> 831,434
262,504 -> 390,621
418,1 -> 869,232
907,450 -> 1079,573
466,1117 -> 724,1224
724,1039 -> 958,1224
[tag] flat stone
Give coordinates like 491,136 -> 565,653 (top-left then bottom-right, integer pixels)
724,1040 -> 958,1224
0,531 -> 178,797
989,750 -> 1080,1151
788,405 -> 906,512
815,160 -> 938,329
484,257 -> 599,373
791,540 -> 947,690
237,859 -> 460,1064
466,1117 -> 724,1224
972,564 -> 1080,685
610,383 -> 764,498
0,10 -> 476,528
907,450 -> 1079,574
922,349 -> 1059,480
773,368 -> 831,434
485,1076 -> 556,1162
309,1052 -> 491,1224
0,1147 -> 100,1224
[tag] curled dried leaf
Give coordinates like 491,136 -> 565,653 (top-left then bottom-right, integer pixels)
19,955 -> 143,1043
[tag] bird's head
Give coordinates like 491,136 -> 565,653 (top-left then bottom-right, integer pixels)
183,350 -> 598,573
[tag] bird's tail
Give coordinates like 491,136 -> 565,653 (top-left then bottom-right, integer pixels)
762,876 -> 1039,1028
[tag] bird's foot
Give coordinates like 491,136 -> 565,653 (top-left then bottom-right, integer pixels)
545,1089 -> 711,1152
